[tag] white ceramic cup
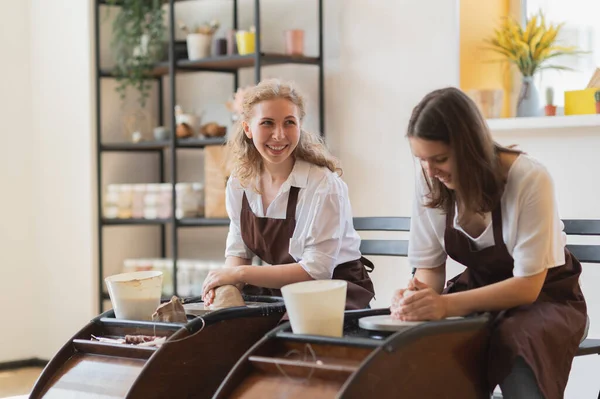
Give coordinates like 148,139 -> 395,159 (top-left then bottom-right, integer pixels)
281,280 -> 348,337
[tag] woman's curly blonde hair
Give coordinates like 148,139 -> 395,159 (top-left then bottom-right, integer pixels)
228,79 -> 341,192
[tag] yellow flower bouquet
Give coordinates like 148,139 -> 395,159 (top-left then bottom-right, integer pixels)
484,12 -> 583,117
485,12 -> 581,77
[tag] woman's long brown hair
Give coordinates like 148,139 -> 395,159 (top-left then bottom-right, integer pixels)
406,87 -> 519,217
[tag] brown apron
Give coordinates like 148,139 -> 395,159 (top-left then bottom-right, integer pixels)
240,186 -> 375,310
443,203 -> 587,399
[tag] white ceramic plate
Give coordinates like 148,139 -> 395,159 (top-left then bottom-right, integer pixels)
358,315 -> 464,332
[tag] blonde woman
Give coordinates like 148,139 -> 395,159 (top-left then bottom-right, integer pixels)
202,79 -> 375,309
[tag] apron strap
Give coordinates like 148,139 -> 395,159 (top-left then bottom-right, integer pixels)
286,186 -> 300,220
241,190 -> 251,212
491,205 -> 504,247
446,199 -> 456,229
361,256 -> 375,273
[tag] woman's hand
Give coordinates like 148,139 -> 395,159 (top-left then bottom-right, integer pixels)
390,278 -> 417,318
202,267 -> 244,305
390,278 -> 448,321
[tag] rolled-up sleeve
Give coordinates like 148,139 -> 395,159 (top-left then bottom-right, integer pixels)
291,179 -> 345,280
511,168 -> 565,277
224,178 -> 254,259
408,173 -> 447,268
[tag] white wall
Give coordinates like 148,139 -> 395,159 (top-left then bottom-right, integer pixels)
0,0 -> 36,362
324,0 -> 461,306
30,0 -> 96,359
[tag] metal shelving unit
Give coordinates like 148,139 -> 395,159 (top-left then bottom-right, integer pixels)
94,0 -> 325,313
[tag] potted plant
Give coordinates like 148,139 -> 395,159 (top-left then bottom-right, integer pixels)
106,0 -> 167,108
545,87 -> 557,116
595,90 -> 600,114
485,12 -> 583,117
179,20 -> 220,60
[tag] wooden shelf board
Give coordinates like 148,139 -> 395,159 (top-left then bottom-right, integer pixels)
100,54 -> 320,77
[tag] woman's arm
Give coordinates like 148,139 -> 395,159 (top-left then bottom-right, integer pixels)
224,256 -> 250,291
444,270 -> 547,316
206,262 -> 313,291
237,263 -> 313,288
225,256 -> 249,268
396,269 -> 548,320
414,264 -> 446,294
202,262 -> 314,304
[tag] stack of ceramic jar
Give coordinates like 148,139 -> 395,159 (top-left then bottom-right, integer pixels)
104,183 -> 205,219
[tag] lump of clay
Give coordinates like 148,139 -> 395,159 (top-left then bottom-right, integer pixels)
209,285 -> 245,310
152,296 -> 187,323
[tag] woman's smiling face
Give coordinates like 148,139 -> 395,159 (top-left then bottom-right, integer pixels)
409,137 -> 455,189
243,98 -> 301,167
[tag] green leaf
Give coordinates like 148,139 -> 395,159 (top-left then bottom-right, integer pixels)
107,0 -> 166,107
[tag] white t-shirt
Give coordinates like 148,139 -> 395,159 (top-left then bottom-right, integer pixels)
408,154 -> 566,277
225,159 -> 362,280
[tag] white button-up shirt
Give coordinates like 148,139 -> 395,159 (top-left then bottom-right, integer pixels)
225,159 -> 362,280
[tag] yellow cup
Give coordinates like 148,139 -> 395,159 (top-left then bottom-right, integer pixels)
236,31 -> 256,55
